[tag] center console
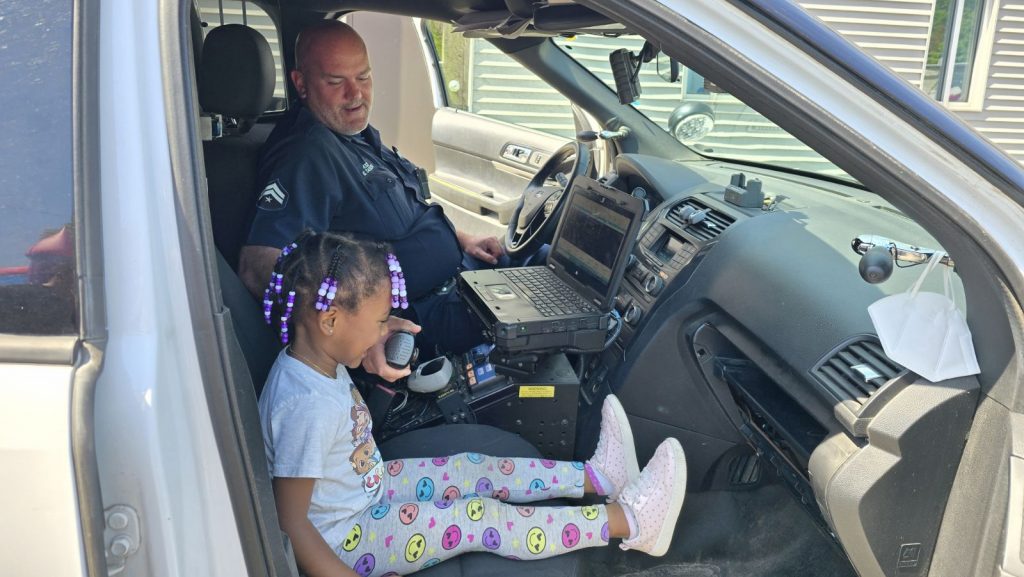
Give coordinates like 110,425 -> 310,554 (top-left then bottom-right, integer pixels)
376,345 -> 581,460
375,186 -> 745,462
614,194 -> 737,347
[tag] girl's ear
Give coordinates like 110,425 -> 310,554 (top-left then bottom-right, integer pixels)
319,307 -> 337,336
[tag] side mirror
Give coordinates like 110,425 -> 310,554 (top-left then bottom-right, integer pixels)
656,53 -> 680,83
668,101 -> 715,144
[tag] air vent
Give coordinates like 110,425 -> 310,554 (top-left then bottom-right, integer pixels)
666,199 -> 735,242
812,338 -> 904,406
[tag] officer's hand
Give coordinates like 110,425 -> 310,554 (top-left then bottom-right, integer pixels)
463,235 -> 505,265
361,317 -> 422,382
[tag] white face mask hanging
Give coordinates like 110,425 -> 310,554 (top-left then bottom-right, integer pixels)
867,251 -> 980,382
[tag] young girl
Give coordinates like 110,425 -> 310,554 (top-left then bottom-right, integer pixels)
258,231 -> 687,577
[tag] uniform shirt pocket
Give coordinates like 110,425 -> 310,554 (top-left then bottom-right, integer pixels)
364,169 -> 416,236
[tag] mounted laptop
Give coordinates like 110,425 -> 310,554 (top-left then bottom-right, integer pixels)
459,176 -> 645,353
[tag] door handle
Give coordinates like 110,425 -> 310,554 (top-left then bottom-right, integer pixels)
501,144 -> 532,164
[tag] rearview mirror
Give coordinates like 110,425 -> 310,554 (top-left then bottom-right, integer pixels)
656,53 -> 680,83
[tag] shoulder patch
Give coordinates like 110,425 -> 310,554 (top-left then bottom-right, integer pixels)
257,181 -> 288,211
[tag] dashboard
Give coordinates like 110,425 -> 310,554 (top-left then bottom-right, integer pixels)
373,151 -> 977,577
589,153 -> 979,575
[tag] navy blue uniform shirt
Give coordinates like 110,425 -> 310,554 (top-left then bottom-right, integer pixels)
248,105 -> 463,301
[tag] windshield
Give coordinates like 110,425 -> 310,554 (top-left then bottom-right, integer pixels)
553,35 -> 857,183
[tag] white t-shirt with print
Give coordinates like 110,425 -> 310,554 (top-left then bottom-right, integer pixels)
258,349 -> 384,551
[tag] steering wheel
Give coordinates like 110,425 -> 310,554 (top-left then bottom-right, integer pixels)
505,141 -> 591,257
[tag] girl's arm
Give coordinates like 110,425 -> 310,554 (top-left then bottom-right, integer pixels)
273,477 -> 360,577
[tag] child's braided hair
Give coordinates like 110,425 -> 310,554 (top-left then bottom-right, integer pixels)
261,231 -> 406,344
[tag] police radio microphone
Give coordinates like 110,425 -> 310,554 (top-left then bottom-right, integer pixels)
384,331 -> 418,369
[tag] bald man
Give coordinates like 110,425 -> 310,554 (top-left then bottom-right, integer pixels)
239,20 -> 506,366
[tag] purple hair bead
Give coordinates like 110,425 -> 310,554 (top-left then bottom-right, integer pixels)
262,288 -> 273,324
264,241 -> 303,343
278,290 -> 296,345
278,242 -> 297,263
387,253 -> 409,309
315,276 -> 338,311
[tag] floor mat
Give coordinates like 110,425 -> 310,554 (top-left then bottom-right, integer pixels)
586,483 -> 857,577
616,564 -> 723,577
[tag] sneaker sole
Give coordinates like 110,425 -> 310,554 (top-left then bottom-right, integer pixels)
648,438 -> 687,557
607,394 -> 640,499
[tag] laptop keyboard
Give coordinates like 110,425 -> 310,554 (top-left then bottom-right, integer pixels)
502,268 -> 597,317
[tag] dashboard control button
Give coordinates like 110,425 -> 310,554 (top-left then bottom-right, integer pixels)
644,274 -> 665,295
624,303 -> 642,325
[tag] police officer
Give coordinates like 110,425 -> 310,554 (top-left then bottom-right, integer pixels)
239,20 -> 507,379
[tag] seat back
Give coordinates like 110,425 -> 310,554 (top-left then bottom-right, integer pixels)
216,250 -> 281,396
199,24 -> 276,269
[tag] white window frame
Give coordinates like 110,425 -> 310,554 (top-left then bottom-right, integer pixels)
931,0 -> 999,112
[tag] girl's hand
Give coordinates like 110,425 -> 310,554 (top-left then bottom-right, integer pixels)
361,317 -> 421,382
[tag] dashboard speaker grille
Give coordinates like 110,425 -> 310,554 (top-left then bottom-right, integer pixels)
812,338 -> 903,406
666,198 -> 735,242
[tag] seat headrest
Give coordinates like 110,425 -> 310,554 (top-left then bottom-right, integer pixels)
199,24 -> 275,120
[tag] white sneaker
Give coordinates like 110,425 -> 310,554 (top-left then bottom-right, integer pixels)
618,437 -> 687,557
587,394 -> 639,501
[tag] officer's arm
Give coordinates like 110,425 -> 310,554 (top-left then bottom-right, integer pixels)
239,245 -> 282,299
456,229 -> 504,264
244,136 -> 341,298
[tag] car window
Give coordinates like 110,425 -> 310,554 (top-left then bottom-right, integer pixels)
0,0 -> 78,335
424,21 -> 576,139
924,0 -> 985,103
196,0 -> 287,112
552,35 -> 855,182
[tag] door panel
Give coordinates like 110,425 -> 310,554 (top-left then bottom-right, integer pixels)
430,107 -> 568,228
0,362 -> 85,577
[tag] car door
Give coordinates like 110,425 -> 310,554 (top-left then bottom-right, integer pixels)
420,21 -> 595,237
0,1 -> 103,575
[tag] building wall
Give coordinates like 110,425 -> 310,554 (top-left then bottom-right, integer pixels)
798,0 -> 937,87
800,0 -> 1024,164
955,0 -> 1024,161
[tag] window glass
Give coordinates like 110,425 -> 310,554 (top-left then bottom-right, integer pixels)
553,36 -> 853,181
0,0 -> 78,335
924,0 -> 985,102
424,21 -> 575,138
197,0 -> 287,111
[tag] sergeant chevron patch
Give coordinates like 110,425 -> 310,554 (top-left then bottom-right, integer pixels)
257,180 -> 288,211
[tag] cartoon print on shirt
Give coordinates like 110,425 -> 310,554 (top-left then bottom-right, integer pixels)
351,440 -> 378,475
348,386 -> 383,493
351,402 -> 372,444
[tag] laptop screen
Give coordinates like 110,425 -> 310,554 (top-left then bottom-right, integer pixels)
548,177 -> 644,308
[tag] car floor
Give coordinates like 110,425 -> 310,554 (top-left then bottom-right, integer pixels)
583,483 -> 857,577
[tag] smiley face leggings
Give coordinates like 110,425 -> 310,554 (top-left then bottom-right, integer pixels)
334,452 -> 611,577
